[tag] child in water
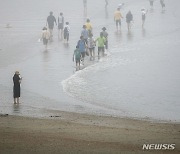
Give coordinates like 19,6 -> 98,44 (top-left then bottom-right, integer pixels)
73,46 -> 81,71
64,22 -> 70,43
41,27 -> 50,49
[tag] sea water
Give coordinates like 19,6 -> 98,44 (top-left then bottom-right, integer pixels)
0,0 -> 180,122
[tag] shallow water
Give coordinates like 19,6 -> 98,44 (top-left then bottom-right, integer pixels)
0,0 -> 180,122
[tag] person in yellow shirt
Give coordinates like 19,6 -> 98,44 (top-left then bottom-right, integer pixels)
114,8 -> 123,31
85,19 -> 92,35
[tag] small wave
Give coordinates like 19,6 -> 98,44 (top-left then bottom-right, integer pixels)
61,48 -> 136,101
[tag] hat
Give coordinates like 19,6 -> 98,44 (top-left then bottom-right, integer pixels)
102,27 -> 106,31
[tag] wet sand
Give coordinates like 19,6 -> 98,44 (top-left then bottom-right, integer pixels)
0,112 -> 180,154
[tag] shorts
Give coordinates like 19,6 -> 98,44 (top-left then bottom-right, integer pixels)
43,38 -> 48,45
89,47 -> 94,52
83,38 -> 88,44
76,59 -> 80,63
98,47 -> 104,53
142,15 -> 146,21
116,20 -> 121,26
126,20 -> 131,24
64,32 -> 69,40
81,52 -> 85,58
58,23 -> 64,29
48,25 -> 54,30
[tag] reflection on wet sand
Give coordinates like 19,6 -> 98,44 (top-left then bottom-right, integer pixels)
142,28 -> 146,38
149,8 -> 154,13
114,31 -> 123,42
161,10 -> 166,14
13,103 -> 21,114
105,6 -> 108,19
42,49 -> 51,63
127,31 -> 134,42
58,35 -> 63,41
63,42 -> 69,49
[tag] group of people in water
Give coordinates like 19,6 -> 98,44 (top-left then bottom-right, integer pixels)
73,25 -> 108,71
41,0 -> 166,71
114,0 -> 165,31
42,12 -> 109,71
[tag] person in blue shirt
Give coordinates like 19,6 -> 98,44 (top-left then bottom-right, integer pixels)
77,36 -> 87,65
81,25 -> 89,44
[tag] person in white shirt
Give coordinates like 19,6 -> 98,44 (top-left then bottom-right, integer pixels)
63,22 -> 70,43
58,12 -> 64,38
149,0 -> 154,9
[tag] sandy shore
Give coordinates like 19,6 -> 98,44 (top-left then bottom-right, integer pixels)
0,111 -> 179,154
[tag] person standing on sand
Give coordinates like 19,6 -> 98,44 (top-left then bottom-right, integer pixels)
46,11 -> 57,39
126,11 -> 133,31
73,46 -> 81,71
63,22 -> 70,43
58,12 -> 64,38
13,71 -> 22,104
41,27 -> 50,49
149,0 -> 154,9
114,8 -> 123,31
96,32 -> 106,59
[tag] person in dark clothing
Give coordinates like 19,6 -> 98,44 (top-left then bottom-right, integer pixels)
160,0 -> 165,10
126,11 -> 133,31
46,11 -> 57,38
149,0 -> 154,9
13,71 -> 22,104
